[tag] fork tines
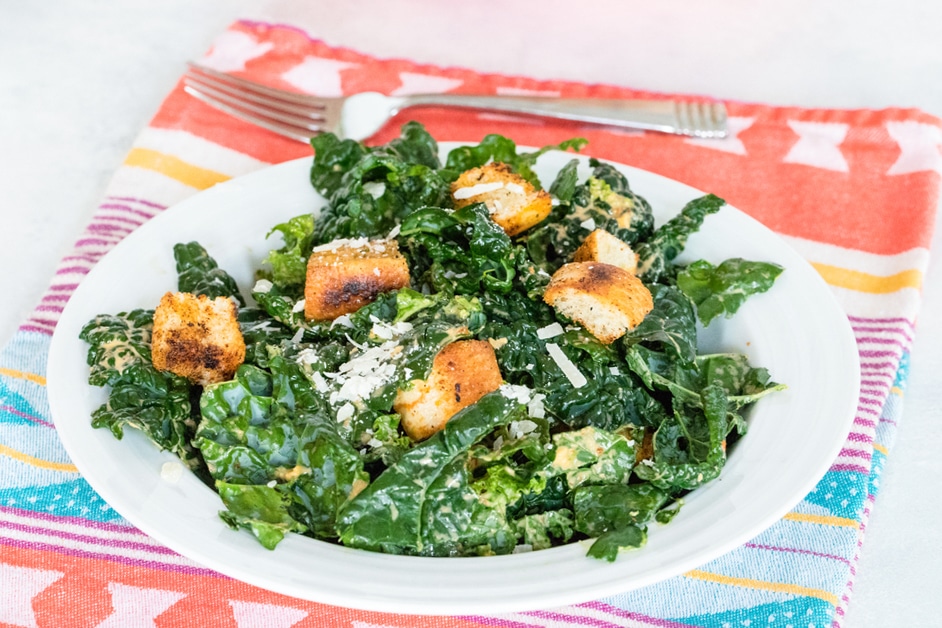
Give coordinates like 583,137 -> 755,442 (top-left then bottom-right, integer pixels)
674,100 -> 727,139
183,64 -> 334,142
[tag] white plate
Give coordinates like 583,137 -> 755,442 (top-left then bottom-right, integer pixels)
48,146 -> 860,615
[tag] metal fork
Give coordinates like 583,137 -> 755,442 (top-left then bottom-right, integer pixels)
182,63 -> 727,142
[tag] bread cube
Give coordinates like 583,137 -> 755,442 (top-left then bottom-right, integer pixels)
393,339 -> 503,441
451,162 -> 552,236
304,238 -> 410,321
543,262 -> 653,344
573,229 -> 639,275
151,292 -> 245,385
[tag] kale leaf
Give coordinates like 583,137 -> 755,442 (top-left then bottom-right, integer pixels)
217,482 -> 308,550
677,258 -> 784,325
310,122 -> 451,243
79,310 -> 198,467
337,391 -> 526,556
635,194 -> 726,284
173,241 -> 244,305
263,214 -> 316,289
401,203 -> 517,295
526,161 -> 654,271
444,135 -> 587,189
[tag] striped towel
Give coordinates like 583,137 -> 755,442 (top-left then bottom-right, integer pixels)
1,19 -> 939,628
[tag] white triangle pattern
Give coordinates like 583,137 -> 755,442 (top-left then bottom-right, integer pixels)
783,121 -> 850,172
886,120 -> 942,175
684,116 -> 755,155
391,72 -> 463,96
94,582 -> 186,628
351,621 -> 399,628
281,57 -> 359,97
0,563 -> 64,628
229,600 -> 309,628
199,31 -> 275,73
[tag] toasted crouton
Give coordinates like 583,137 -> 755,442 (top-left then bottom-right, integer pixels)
304,238 -> 410,321
393,339 -> 503,441
633,427 -> 655,465
151,292 -> 245,385
451,162 -> 552,236
543,262 -> 653,344
573,229 -> 639,275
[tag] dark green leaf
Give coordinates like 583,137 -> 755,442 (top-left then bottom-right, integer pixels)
217,482 -> 307,550
635,194 -> 725,283
573,483 -> 670,537
80,310 -> 198,466
337,391 -> 526,555
586,524 -> 646,561
677,258 -> 784,325
173,241 -> 244,305
263,214 -> 315,288
444,135 -> 586,189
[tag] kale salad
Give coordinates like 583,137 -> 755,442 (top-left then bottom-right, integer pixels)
80,122 -> 785,561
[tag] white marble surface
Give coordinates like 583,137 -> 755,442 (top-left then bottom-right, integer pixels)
1,1 -> 940,625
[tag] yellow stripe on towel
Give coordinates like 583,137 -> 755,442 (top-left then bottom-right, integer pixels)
811,263 -> 923,294
0,368 -> 46,386
782,512 -> 859,528
685,570 -> 839,605
0,444 -> 79,473
124,148 -> 231,190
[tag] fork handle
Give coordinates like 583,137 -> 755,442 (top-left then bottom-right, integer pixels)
393,94 -> 727,138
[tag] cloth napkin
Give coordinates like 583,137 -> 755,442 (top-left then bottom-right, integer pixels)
2,19 -> 940,628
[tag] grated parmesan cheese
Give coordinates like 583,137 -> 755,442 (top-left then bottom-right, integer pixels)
311,237 -> 370,253
509,419 -> 538,439
453,181 -> 505,199
160,460 -> 184,483
336,402 -> 356,422
545,343 -> 587,388
369,316 -> 413,340
331,314 -> 354,329
499,383 -> 533,404
363,180 -> 386,199
329,339 -> 403,404
310,371 -> 330,393
527,393 -> 546,419
252,279 -> 273,294
580,217 -> 597,231
536,322 -> 564,340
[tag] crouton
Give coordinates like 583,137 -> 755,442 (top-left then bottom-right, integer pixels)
543,262 -> 653,344
573,229 -> 639,275
451,162 -> 552,236
304,238 -> 410,321
633,427 -> 654,465
393,339 -> 503,441
151,292 -> 245,385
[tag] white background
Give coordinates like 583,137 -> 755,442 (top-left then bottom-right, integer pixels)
1,1 -> 940,625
